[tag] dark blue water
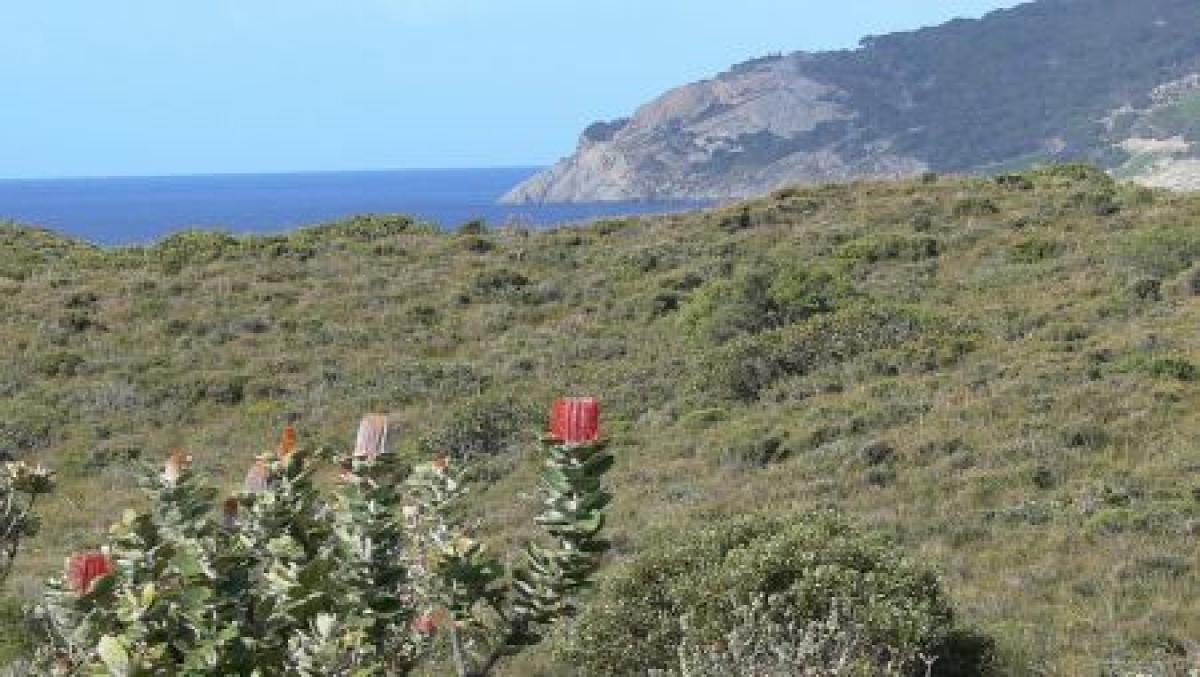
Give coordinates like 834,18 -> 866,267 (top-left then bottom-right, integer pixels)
0,168 -> 708,245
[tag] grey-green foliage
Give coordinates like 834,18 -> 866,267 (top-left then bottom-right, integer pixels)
558,511 -> 978,677
674,597 -> 919,677
1,462 -> 55,588
703,304 -> 974,401
31,421 -> 615,676
419,395 -> 539,463
679,262 -> 857,344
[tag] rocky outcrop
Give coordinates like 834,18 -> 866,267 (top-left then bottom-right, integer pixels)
503,0 -> 1200,203
502,56 -> 926,203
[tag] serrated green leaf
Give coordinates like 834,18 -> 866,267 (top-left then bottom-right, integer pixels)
97,635 -> 131,677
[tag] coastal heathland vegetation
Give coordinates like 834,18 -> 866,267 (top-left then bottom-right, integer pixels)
1,165 -> 1198,674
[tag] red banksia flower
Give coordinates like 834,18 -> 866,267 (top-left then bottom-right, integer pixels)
277,425 -> 297,462
547,397 -> 600,445
354,414 -> 388,459
65,551 -> 112,595
244,459 -> 270,493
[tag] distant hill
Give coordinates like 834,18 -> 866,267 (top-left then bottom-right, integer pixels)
2,167 -> 1200,673
503,0 -> 1200,203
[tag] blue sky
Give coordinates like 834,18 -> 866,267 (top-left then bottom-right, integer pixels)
1,0 -> 1023,179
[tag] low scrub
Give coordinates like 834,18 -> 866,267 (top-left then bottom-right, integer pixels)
558,511 -> 992,676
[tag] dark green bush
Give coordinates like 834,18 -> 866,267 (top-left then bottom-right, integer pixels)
1120,225 -> 1200,277
558,511 -> 976,676
352,360 -> 485,406
457,218 -> 487,235
176,370 -> 250,405
1130,278 -> 1162,302
418,394 -> 538,462
837,233 -> 940,263
1008,238 -> 1063,263
1120,355 -> 1200,382
703,304 -> 957,401
1026,163 -> 1115,188
33,351 -> 85,378
951,197 -> 999,218
0,595 -> 32,666
1144,357 -> 1200,382
471,268 -> 531,299
678,262 -> 857,344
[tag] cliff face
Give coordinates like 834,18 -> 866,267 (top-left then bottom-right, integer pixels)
503,0 -> 1200,203
503,57 -> 927,203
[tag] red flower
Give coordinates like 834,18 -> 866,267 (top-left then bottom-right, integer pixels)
65,551 -> 112,595
277,425 -> 297,462
244,459 -> 270,493
547,397 -> 600,445
354,414 -> 389,459
411,611 -> 437,634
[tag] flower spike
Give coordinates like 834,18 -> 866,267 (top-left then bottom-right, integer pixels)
546,397 -> 600,445
277,425 -> 297,462
354,414 -> 389,460
65,550 -> 112,595
243,459 -> 270,493
162,449 -> 192,484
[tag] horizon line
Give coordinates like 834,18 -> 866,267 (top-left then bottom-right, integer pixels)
0,165 -> 548,183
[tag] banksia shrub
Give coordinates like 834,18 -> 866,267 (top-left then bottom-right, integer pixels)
34,400 -> 614,676
559,511 -> 984,676
674,597 -> 926,677
1,460 -> 55,588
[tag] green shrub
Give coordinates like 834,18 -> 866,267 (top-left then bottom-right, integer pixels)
1,461 -> 55,588
558,511 -> 979,676
33,351 -> 85,378
471,268 -> 532,300
419,394 -> 538,462
703,304 -> 959,401
33,413 -> 614,676
184,370 -> 250,405
1008,238 -> 1063,263
0,595 -> 33,666
678,263 -> 856,344
951,197 -> 999,218
1120,355 -> 1200,382
1026,163 -> 1115,188
837,233 -> 940,263
1119,225 -> 1200,277
0,406 -> 59,460
457,219 -> 487,235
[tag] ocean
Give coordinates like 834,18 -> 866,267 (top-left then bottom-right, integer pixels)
0,168 -> 709,245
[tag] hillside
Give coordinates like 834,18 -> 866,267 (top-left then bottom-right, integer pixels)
2,167 -> 1199,674
503,0 -> 1200,203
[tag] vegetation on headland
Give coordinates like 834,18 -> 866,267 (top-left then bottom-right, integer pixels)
1,164 -> 1199,674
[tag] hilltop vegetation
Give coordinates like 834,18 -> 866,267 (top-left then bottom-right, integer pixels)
1,166 -> 1199,674
506,0 -> 1200,202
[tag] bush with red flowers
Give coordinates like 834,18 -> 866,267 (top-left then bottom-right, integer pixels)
33,400 -> 614,676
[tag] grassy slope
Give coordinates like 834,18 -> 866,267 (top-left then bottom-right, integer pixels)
1,167 -> 1198,673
